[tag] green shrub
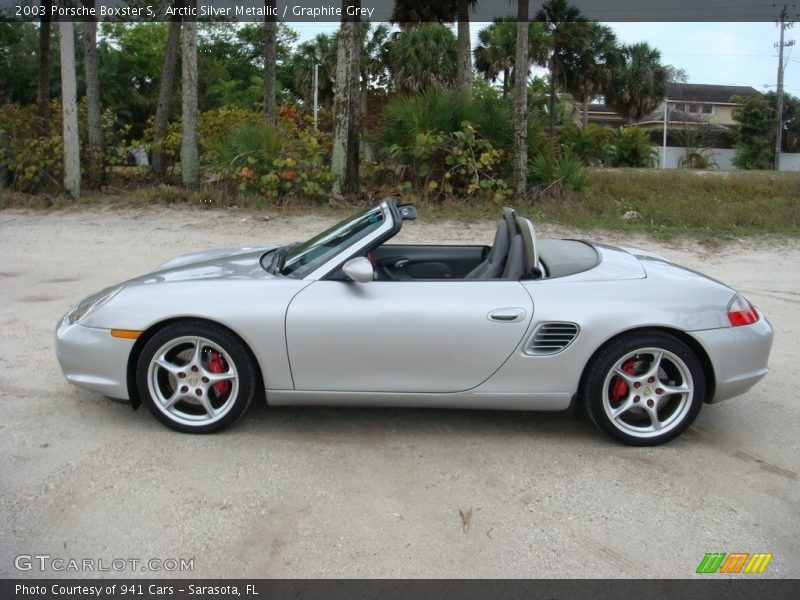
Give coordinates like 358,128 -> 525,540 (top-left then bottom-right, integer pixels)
611,127 -> 658,168
383,122 -> 512,203
557,123 -> 615,167
678,148 -> 718,170
211,121 -> 331,201
0,101 -> 130,192
529,151 -> 589,198
378,87 -> 513,158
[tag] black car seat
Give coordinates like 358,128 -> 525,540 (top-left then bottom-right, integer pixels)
465,208 -> 517,279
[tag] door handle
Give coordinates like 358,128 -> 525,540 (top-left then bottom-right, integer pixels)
394,259 -> 410,268
488,308 -> 526,323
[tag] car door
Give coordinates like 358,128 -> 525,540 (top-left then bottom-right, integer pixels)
285,280 -> 533,392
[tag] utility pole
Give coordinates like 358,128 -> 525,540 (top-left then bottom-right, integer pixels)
662,101 -> 669,169
775,4 -> 795,171
313,62 -> 319,131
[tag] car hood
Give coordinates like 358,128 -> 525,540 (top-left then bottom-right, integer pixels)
125,246 -> 278,285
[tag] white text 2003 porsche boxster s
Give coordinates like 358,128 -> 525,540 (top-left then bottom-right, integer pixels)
56,199 -> 773,445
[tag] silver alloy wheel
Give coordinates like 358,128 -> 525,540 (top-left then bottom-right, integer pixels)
601,346 -> 694,440
146,336 -> 239,427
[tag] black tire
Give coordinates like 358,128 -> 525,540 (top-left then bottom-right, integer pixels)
581,331 -> 705,446
136,320 -> 257,433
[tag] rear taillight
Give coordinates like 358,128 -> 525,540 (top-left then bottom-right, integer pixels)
727,294 -> 759,327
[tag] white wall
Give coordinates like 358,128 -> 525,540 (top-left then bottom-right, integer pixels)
655,146 -> 800,171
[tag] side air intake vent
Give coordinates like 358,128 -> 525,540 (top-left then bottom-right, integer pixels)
526,322 -> 579,355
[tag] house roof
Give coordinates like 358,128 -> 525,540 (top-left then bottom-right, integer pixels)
666,83 -> 759,104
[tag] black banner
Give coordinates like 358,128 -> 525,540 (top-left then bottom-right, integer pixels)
2,579 -> 800,600
0,0 -> 792,23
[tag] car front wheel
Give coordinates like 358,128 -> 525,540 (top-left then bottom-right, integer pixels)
136,321 -> 257,433
582,331 -> 705,446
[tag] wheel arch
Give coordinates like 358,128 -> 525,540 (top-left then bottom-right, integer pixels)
126,317 -> 265,410
577,326 -> 716,404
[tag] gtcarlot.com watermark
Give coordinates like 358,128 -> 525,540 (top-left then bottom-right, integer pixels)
14,553 -> 195,573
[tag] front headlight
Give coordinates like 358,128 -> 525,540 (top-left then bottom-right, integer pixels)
67,286 -> 123,325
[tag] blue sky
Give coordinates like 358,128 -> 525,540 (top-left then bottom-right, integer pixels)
288,21 -> 799,96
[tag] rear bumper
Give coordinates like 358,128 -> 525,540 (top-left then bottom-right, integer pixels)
690,316 -> 773,403
55,317 -> 133,400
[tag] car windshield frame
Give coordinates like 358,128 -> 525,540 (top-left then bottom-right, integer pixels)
278,204 -> 387,279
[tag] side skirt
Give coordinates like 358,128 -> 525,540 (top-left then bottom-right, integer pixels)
265,390 -> 572,411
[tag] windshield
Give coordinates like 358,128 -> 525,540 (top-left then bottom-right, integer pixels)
279,205 -> 385,278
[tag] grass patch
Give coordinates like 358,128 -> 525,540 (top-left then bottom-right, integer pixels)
2,169 -> 798,239
551,169 -> 800,238
417,169 -> 800,239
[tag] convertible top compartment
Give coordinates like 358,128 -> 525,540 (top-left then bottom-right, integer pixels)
538,239 -> 600,278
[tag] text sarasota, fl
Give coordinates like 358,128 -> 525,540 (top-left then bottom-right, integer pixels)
165,4 -> 375,18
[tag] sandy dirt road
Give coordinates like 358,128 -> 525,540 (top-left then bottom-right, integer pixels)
0,206 -> 798,578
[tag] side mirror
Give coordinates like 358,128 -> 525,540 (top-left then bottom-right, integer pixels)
342,257 -> 374,283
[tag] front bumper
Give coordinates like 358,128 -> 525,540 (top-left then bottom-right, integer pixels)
55,317 -> 134,400
690,316 -> 774,403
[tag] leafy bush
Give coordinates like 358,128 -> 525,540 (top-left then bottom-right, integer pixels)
557,123 -> 615,166
611,127 -> 658,168
383,122 -> 512,203
378,87 -> 513,156
731,93 -> 776,170
529,151 -> 589,198
0,101 -> 130,192
211,121 -> 331,201
376,87 -> 553,201
678,148 -> 718,170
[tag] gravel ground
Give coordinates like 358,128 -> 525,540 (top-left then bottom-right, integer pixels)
0,206 -> 798,579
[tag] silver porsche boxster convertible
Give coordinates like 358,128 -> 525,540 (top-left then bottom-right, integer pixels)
56,199 -> 773,445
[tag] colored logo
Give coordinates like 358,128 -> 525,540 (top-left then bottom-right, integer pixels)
696,552 -> 773,574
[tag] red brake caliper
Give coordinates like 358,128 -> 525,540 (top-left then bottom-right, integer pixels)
611,359 -> 637,404
207,351 -> 231,397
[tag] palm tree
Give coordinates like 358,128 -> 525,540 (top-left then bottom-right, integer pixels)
386,23 -> 457,93
181,15 -> 199,187
358,23 -> 390,115
82,0 -> 104,188
456,0 -> 475,93
474,19 -> 549,99
59,21 -> 80,198
390,0 -> 475,93
264,0 -> 278,125
535,0 -> 587,133
151,2 -> 183,181
37,0 -> 53,125
290,33 -> 337,109
331,0 -> 361,196
606,42 -> 668,123
561,22 -> 619,128
511,0 -> 528,198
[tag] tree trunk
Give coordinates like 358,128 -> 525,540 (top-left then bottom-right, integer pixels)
151,6 -> 182,182
59,21 -> 80,198
456,0 -> 472,94
263,0 -> 277,126
181,17 -> 198,187
502,67 -> 509,100
548,56 -> 556,135
331,1 -> 361,197
346,13 -> 361,193
360,79 -> 374,162
0,127 -> 7,189
581,92 -> 589,128
37,1 -> 53,125
82,2 -> 104,188
512,1 -> 529,199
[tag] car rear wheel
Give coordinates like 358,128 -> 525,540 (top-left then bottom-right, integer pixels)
136,321 -> 257,433
582,331 -> 705,446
